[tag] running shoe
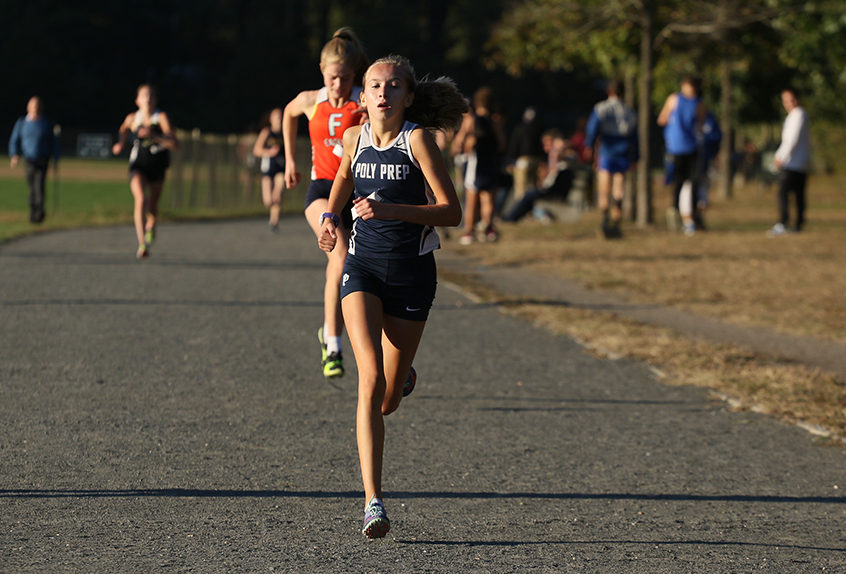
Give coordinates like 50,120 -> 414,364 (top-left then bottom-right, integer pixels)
484,225 -> 499,242
606,221 -> 623,239
362,497 -> 390,539
317,326 -> 328,362
323,351 -> 344,379
766,222 -> 787,237
459,232 -> 474,245
318,327 -> 344,379
136,244 -> 149,259
145,227 -> 156,246
403,366 -> 417,397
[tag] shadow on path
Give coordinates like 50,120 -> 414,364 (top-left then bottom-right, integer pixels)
396,538 -> 844,553
3,488 -> 843,505
0,251 -> 322,271
1,298 -> 322,308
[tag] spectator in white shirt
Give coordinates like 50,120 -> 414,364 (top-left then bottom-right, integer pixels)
769,88 -> 811,236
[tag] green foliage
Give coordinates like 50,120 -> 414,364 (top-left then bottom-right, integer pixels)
488,0 -> 643,77
488,0 -> 846,124
772,1 -> 846,121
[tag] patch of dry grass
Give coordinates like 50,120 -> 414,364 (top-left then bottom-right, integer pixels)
457,176 -> 846,343
443,175 -> 846,443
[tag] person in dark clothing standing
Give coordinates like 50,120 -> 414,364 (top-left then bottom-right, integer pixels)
506,106 -> 544,203
8,96 -> 60,223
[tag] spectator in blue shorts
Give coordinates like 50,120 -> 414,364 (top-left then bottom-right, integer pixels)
585,80 -> 638,238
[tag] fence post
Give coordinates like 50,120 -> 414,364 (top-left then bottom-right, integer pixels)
189,128 -> 201,209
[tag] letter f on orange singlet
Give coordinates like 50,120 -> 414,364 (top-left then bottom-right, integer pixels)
328,113 -> 343,137
308,86 -> 364,180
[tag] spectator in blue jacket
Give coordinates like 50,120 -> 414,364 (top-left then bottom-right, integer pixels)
694,110 -> 722,229
585,80 -> 638,238
9,96 -> 60,223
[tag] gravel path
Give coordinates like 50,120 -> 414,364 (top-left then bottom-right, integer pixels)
2,219 -> 844,573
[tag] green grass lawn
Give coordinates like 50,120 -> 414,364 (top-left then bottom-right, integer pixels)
0,178 -> 129,215
0,177 -> 133,241
0,156 -> 284,242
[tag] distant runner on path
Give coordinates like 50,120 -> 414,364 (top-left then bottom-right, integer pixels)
252,107 -> 287,232
111,84 -> 178,259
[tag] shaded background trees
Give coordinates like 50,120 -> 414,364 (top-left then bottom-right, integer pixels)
3,0 -> 844,193
488,0 -> 846,223
2,0 -> 590,136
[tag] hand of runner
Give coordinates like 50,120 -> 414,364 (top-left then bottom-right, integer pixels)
318,220 -> 337,252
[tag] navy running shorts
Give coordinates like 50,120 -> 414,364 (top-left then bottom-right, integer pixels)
129,151 -> 169,184
340,252 -> 437,321
261,156 -> 285,178
464,155 -> 498,192
305,179 -> 353,229
599,155 -> 630,174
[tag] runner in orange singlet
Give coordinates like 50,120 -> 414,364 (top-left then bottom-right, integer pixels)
283,27 -> 368,379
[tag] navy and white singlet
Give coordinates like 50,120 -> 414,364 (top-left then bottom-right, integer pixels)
260,129 -> 285,177
348,121 -> 440,258
129,110 -> 170,182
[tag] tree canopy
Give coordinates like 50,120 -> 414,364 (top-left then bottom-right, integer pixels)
2,0 -> 842,154
489,0 -> 846,123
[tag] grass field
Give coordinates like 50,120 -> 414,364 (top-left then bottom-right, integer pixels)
2,157 -> 844,442
446,174 -> 846,443
0,156 -> 301,242
458,176 -> 846,343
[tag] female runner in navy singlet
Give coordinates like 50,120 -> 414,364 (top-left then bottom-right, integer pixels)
318,55 -> 468,539
112,84 -> 178,259
252,107 -> 286,231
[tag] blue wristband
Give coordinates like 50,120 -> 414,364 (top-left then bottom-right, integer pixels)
321,212 -> 340,226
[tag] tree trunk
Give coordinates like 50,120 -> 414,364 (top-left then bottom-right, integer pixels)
624,67 -> 637,221
636,1 -> 654,227
718,56 -> 733,199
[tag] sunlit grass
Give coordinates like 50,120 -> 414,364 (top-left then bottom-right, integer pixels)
445,173 -> 846,442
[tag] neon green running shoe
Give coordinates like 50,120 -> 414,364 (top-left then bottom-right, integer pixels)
145,227 -> 156,246
318,327 -> 344,379
323,351 -> 344,379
